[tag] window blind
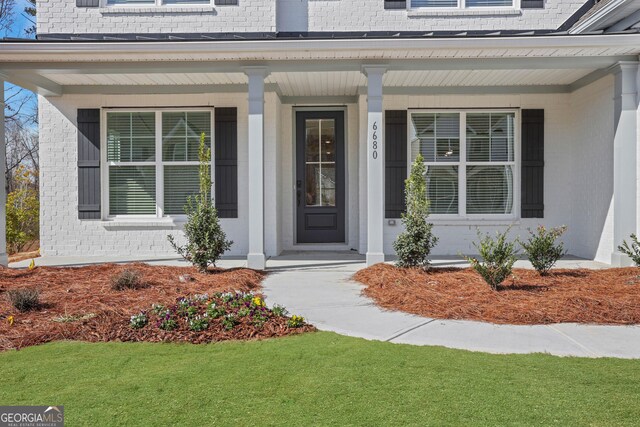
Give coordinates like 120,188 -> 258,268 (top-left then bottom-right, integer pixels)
426,165 -> 459,214
411,113 -> 460,163
411,0 -> 457,7
162,111 -> 211,162
466,0 -> 512,6
466,165 -> 514,214
164,165 -> 204,215
107,112 -> 155,163
109,166 -> 157,215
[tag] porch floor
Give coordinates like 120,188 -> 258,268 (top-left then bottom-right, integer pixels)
10,252 -> 638,358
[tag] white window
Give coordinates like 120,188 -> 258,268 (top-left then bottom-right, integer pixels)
103,109 -> 213,218
411,0 -> 516,9
409,110 -> 518,219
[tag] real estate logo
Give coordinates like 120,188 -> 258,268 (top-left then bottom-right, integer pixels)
0,406 -> 64,427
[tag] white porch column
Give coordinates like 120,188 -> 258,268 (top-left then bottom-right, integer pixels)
611,61 -> 639,266
0,80 -> 6,266
244,67 -> 269,270
363,66 -> 386,266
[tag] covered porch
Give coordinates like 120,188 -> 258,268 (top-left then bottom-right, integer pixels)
1,33 -> 639,268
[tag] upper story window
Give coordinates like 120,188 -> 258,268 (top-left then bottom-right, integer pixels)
411,0 -> 516,8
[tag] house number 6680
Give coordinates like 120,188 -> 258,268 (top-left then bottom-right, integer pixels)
372,122 -> 378,160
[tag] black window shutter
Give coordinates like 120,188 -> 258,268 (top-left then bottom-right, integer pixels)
214,0 -> 238,5
77,109 -> 101,220
76,0 -> 100,7
521,109 -> 544,218
385,0 -> 407,9
215,107 -> 238,218
385,110 -> 408,218
521,0 -> 544,9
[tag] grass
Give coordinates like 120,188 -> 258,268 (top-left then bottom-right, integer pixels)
1,332 -> 639,426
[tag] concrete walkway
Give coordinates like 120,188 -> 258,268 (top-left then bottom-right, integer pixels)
11,252 -> 640,358
262,252 -> 640,359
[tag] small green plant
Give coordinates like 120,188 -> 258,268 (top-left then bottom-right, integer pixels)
130,312 -> 148,329
237,307 -> 250,318
618,234 -> 640,267
252,312 -> 268,328
111,269 -> 144,291
287,315 -> 305,328
159,315 -> 178,331
393,153 -> 438,268
520,225 -> 567,275
466,228 -> 518,290
151,303 -> 167,316
7,288 -> 40,312
168,132 -> 233,272
207,303 -> 226,319
188,315 -> 209,332
271,304 -> 288,317
222,313 -> 238,330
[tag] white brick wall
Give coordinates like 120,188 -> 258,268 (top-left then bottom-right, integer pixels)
39,92 -> 254,257
40,80 -> 616,261
356,86 -> 614,259
37,0 -> 275,34
39,0 -> 585,35
280,0 -> 585,32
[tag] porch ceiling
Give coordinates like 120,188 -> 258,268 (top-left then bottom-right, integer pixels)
38,69 -> 596,97
1,33 -> 639,96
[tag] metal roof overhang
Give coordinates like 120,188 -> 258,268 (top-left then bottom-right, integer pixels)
0,33 -> 639,97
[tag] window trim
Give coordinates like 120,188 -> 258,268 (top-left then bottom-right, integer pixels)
100,107 -> 215,220
407,108 -> 520,221
408,0 -> 521,11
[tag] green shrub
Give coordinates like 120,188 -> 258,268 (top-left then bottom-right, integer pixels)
618,234 -> 640,267
271,304 -> 288,317
222,313 -> 238,330
393,153 -> 438,268
110,269 -> 144,291
168,133 -> 232,272
466,229 -> 518,290
7,288 -> 40,312
520,225 -> 567,275
6,166 -> 39,255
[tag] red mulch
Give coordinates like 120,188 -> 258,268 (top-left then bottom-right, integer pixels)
0,263 -> 313,351
354,264 -> 640,325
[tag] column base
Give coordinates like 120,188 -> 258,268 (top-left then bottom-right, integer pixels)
611,251 -> 634,267
0,252 -> 7,267
247,253 -> 266,270
366,252 -> 385,267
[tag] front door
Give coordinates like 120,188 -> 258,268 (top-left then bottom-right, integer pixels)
296,111 -> 345,243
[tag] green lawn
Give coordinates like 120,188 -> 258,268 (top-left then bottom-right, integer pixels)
1,332 -> 639,426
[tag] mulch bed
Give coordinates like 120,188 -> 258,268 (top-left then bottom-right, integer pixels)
0,263 -> 313,351
354,264 -> 640,325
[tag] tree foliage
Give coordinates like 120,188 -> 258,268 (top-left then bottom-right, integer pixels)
168,133 -> 232,272
6,166 -> 39,254
393,153 -> 438,268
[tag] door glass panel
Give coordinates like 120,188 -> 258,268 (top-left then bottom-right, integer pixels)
305,120 -> 320,162
305,164 -> 320,207
320,166 -> 336,206
304,118 -> 337,207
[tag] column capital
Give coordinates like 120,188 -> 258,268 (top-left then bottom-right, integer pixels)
361,65 -> 387,77
243,66 -> 270,79
609,60 -> 639,75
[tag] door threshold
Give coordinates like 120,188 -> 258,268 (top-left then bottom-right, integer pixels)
290,243 -> 354,252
